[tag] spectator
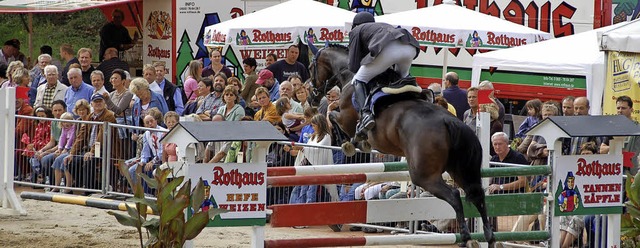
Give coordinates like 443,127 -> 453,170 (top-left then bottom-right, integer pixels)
266,44 -> 309,83
561,96 -> 575,116
318,86 -> 341,116
463,86 -> 479,130
512,104 -> 558,233
208,86 -> 245,163
487,131 -> 528,231
130,77 -> 168,127
23,106 -> 53,183
142,64 -> 162,95
293,85 -> 311,111
184,60 -> 203,102
227,76 -> 246,107
129,112 -> 167,194
288,75 -> 303,91
515,99 -> 542,139
253,86 -> 281,124
255,69 -> 279,101
213,85 -> 245,122
99,8 -> 135,61
478,80 -> 505,127
77,48 -> 95,85
104,69 -> 134,126
279,80 -> 303,114
14,87 -> 33,181
600,96 -> 639,174
91,70 -> 108,95
442,71 -> 469,120
154,62 -> 186,115
275,97 -> 304,141
265,53 -> 277,68
0,39 -> 20,66
53,99 -> 90,191
162,111 -> 180,163
50,112 -> 75,192
568,97 -> 604,155
59,44 -> 78,86
202,49 -> 231,78
429,83 -> 456,115
34,65 -> 67,109
0,63 -> 8,85
184,77 -> 212,116
34,100 -> 67,189
240,57 -> 258,103
64,68 -> 95,113
40,45 -> 62,73
196,75 -> 225,121
96,47 -> 129,91
28,54 -> 52,104
1,60 -> 24,88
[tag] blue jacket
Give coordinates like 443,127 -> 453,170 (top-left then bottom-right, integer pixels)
132,90 -> 169,127
443,85 -> 469,121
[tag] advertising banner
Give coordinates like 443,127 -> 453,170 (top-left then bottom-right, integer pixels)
143,0 -> 173,78
554,154 -> 624,216
603,51 -> 640,122
187,163 -> 267,227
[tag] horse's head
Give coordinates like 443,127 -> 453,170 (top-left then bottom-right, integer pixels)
308,44 -> 350,106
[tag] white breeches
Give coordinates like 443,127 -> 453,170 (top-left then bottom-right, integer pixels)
353,40 -> 416,83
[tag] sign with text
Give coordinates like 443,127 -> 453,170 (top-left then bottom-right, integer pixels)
554,154 -> 624,216
603,51 -> 640,123
187,162 -> 266,227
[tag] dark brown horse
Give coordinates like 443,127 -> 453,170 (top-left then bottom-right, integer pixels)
308,44 -> 495,247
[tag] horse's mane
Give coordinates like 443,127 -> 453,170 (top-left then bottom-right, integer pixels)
326,43 -> 348,52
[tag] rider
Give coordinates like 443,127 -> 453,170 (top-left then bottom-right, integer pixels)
348,12 -> 420,138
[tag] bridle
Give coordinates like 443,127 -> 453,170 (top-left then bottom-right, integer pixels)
309,47 -> 347,100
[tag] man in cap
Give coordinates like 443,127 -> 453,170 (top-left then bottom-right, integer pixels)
255,69 -> 280,102
0,39 -> 20,66
348,12 -> 420,139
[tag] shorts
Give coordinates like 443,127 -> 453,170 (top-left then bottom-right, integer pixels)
560,215 -> 585,237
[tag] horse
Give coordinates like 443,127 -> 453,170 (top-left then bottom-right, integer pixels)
308,44 -> 496,247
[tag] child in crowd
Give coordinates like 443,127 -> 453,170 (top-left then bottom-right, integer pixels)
275,97 -> 304,141
51,112 -> 75,192
162,111 -> 179,163
515,99 -> 542,139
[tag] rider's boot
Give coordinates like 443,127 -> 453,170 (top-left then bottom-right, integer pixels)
353,79 -> 375,139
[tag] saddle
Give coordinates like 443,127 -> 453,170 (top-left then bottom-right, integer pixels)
352,67 -> 425,114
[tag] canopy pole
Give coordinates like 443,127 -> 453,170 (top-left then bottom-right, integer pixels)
28,13 -> 33,67
441,49 -> 449,89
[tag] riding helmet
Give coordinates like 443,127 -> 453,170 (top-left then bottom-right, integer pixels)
352,12 -> 375,28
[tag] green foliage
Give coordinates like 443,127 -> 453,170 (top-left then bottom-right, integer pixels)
0,10 -> 105,64
108,165 -> 227,248
622,172 -> 640,248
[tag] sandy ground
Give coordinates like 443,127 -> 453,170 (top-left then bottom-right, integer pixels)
0,187 -> 459,248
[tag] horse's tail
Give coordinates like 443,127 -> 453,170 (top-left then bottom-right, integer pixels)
445,118 -> 484,203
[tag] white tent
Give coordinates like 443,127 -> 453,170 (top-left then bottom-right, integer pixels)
471,23 -> 627,115
600,19 -> 640,53
203,0 -> 355,47
376,4 -> 551,50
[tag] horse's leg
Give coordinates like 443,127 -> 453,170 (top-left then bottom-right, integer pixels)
464,185 -> 496,246
410,172 -> 472,245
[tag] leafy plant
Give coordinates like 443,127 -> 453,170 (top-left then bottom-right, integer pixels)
621,172 -> 640,248
108,165 -> 227,247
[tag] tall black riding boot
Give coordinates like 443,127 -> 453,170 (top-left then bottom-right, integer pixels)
353,80 -> 375,138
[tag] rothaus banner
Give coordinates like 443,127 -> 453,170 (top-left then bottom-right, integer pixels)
187,162 -> 267,227
554,154 -> 624,216
603,51 -> 640,123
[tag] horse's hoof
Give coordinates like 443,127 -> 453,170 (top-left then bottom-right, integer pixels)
360,141 -> 372,153
342,142 -> 356,157
465,240 -> 480,248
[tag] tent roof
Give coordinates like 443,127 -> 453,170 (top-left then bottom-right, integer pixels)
472,23 -> 627,75
0,0 -> 140,13
377,4 -> 549,37
205,0 -> 355,32
600,19 -> 640,53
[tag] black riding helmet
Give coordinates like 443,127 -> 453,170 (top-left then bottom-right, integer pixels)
352,12 -> 375,29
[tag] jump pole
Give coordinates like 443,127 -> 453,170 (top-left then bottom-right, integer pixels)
264,231 -> 550,248
20,192 -> 155,214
